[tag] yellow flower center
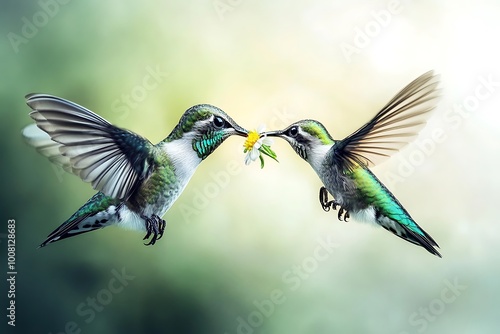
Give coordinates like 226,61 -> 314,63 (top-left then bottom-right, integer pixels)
244,130 -> 260,151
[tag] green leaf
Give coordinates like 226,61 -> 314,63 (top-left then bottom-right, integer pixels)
259,154 -> 265,169
259,144 -> 279,163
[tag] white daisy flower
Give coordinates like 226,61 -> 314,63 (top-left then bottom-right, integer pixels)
243,125 -> 278,168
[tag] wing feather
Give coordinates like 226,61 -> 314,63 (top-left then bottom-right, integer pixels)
24,94 -> 154,199
22,124 -> 72,172
332,71 -> 440,169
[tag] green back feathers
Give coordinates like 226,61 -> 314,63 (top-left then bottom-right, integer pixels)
69,192 -> 120,221
350,167 -> 426,237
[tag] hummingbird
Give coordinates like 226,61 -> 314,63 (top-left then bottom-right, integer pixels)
22,94 -> 247,247
264,71 -> 442,257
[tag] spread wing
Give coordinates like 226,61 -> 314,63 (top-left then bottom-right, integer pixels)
23,94 -> 155,200
331,71 -> 440,170
22,123 -> 72,173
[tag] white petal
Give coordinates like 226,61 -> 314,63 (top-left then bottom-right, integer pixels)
244,152 -> 253,165
262,137 -> 273,146
257,124 -> 266,133
250,147 -> 260,160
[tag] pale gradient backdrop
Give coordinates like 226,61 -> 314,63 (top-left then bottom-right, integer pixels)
1,1 -> 499,333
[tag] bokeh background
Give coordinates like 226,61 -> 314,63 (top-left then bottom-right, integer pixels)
1,0 -> 500,333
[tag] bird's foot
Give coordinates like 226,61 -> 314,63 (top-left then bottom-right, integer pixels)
319,187 -> 337,211
319,187 -> 349,222
337,207 -> 350,222
142,214 -> 166,246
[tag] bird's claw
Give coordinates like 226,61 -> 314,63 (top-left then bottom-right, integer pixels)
337,207 -> 350,222
319,187 -> 349,222
319,187 -> 336,211
142,214 -> 166,246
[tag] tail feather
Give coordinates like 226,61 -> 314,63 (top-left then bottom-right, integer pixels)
39,214 -> 107,247
39,193 -> 120,247
377,214 -> 441,257
350,168 -> 441,257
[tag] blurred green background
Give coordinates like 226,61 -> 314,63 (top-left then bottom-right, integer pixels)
1,0 -> 500,333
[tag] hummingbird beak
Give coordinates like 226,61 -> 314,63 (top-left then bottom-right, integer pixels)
262,130 -> 283,137
230,124 -> 248,137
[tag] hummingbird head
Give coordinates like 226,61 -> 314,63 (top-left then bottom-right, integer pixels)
264,120 -> 334,167
167,104 -> 248,160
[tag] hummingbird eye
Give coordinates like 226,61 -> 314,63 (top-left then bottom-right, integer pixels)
287,126 -> 299,138
213,116 -> 225,129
